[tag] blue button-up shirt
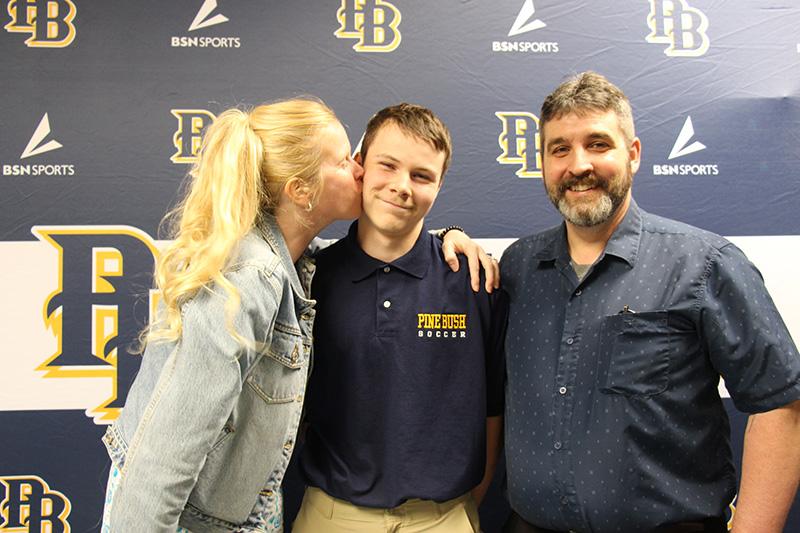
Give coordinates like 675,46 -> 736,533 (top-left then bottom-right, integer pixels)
500,200 -> 800,532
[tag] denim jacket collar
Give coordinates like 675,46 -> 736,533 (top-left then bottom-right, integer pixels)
256,213 -> 316,310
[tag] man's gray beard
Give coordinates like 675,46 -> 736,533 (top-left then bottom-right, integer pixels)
547,165 -> 633,227
556,194 -> 614,227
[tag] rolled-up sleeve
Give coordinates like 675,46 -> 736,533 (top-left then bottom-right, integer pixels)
701,243 -> 800,414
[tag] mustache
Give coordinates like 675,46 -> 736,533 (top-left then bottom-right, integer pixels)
558,172 -> 602,193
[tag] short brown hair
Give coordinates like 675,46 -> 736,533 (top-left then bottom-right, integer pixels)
540,71 -> 635,146
361,103 -> 452,178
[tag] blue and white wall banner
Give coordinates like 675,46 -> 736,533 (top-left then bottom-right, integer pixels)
2,1 -> 799,531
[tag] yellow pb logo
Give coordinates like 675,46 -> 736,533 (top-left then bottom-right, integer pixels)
646,0 -> 710,57
5,0 -> 76,48
496,112 -> 542,179
335,0 -> 401,52
171,110 -> 217,164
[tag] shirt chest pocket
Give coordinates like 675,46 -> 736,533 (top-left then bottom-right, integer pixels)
597,311 -> 670,397
247,327 -> 309,404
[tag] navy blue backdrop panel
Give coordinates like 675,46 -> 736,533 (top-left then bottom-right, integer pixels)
2,1 -> 799,532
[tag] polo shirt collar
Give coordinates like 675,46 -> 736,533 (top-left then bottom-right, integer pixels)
534,198 -> 643,269
344,220 -> 431,282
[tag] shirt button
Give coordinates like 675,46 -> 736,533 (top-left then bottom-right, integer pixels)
383,266 -> 391,273
558,386 -> 567,395
383,300 -> 391,308
566,338 -> 574,345
560,496 -> 570,506
574,289 -> 582,296
554,441 -> 562,450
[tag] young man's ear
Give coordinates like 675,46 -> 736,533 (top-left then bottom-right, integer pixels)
354,152 -> 363,166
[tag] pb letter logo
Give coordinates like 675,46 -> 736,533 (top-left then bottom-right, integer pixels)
335,0 -> 401,52
646,0 -> 709,57
171,110 -> 216,164
33,226 -> 160,424
496,112 -> 542,178
0,476 -> 71,532
5,0 -> 77,47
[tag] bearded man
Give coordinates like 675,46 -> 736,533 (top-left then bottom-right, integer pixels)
499,71 -> 800,533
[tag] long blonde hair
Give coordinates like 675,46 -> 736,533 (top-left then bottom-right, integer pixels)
149,97 -> 338,343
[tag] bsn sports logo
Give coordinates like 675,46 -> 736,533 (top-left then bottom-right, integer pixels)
496,112 -> 542,178
33,226 -> 160,424
646,0 -> 709,57
2,113 -> 75,176
653,116 -> 719,176
4,0 -> 76,47
171,0 -> 240,48
492,0 -> 558,54
171,109 -> 217,164
0,476 -> 71,532
335,0 -> 401,52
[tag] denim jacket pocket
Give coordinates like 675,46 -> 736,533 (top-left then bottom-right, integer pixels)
598,311 -> 670,397
248,326 -> 309,404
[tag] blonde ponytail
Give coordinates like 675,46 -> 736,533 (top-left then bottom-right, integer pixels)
146,97 -> 338,344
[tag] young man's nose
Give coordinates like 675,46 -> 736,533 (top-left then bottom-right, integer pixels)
389,172 -> 412,196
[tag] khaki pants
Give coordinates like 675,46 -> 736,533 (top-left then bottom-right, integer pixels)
292,487 -> 480,533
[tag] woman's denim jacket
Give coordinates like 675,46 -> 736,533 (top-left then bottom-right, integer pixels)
102,215 -> 315,533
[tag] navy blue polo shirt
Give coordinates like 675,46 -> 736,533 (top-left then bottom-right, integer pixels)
299,221 -> 508,508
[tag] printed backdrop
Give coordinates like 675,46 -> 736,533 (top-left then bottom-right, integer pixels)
2,1 -> 799,531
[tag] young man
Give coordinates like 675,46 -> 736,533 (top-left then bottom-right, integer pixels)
293,103 -> 508,533
500,71 -> 800,533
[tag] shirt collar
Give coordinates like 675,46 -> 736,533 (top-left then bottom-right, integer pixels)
344,220 -> 432,282
602,198 -> 641,267
534,198 -> 643,269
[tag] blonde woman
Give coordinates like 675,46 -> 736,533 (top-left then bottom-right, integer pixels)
100,98 -> 365,533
